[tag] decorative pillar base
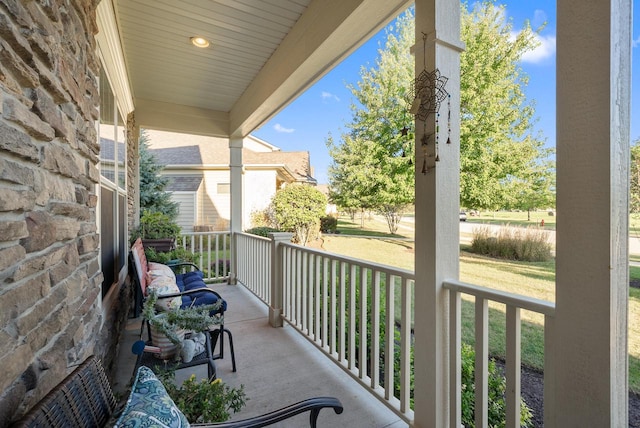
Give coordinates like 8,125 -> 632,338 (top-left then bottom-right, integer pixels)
269,308 -> 283,328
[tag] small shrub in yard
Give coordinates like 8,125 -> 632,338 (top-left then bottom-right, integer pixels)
212,259 -> 231,277
320,216 -> 338,233
471,225 -> 552,262
460,344 -> 533,427
245,226 -> 281,237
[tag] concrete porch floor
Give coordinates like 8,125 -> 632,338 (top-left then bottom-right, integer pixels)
113,282 -> 408,427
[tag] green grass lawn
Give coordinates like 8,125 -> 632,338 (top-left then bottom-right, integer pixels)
322,230 -> 640,393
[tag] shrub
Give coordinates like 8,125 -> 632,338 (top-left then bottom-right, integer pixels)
271,185 -> 327,245
245,227 -> 281,237
144,247 -> 199,265
320,216 -> 338,233
471,225 -> 552,262
460,343 -> 533,427
131,210 -> 181,242
212,259 -> 231,277
158,372 -> 247,423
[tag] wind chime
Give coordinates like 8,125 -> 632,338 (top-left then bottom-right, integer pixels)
407,32 -> 450,174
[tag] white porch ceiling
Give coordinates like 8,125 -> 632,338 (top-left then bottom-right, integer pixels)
113,0 -> 411,137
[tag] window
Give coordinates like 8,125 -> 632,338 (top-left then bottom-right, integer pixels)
98,66 -> 127,298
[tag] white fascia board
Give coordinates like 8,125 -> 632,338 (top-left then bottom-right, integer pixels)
96,0 -> 134,115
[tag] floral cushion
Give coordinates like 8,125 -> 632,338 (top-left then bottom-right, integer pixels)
146,276 -> 182,311
147,262 -> 177,281
114,366 -> 189,427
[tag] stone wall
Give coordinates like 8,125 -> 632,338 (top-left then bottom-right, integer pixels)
0,0 -> 125,424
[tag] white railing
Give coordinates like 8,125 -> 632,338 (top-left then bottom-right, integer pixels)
443,279 -> 555,428
279,242 -> 415,422
235,232 -> 272,303
177,231 -> 231,282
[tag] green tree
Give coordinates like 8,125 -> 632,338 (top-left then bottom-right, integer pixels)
327,11 -> 415,233
503,159 -> 555,220
271,185 -> 327,245
139,130 -> 179,220
631,140 -> 640,213
328,3 -> 552,222
460,1 -> 551,210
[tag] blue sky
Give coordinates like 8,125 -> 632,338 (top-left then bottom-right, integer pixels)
254,2 -> 638,185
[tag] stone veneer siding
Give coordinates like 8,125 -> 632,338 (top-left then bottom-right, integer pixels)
0,0 -> 130,424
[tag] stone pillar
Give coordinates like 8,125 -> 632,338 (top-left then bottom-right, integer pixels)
412,0 -> 463,426
268,232 -> 293,327
229,138 -> 244,284
551,0 -> 631,426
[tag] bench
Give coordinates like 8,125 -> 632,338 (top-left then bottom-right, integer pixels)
130,238 -> 236,371
11,356 -> 344,427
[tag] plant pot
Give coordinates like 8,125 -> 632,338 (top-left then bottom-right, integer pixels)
142,238 -> 176,252
149,321 -> 186,359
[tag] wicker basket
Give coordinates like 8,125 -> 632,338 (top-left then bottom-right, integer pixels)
149,315 -> 186,359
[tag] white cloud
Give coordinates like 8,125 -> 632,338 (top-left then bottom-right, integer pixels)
532,9 -> 547,29
633,35 -> 640,48
321,91 -> 340,102
273,123 -> 295,133
521,33 -> 556,63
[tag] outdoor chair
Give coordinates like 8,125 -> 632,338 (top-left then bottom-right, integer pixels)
130,238 -> 236,372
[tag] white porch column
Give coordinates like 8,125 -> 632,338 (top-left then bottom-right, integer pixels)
412,0 -> 462,427
552,1 -> 631,426
229,138 -> 244,285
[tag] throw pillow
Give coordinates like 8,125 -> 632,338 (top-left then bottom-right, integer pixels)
114,365 -> 190,427
146,276 -> 182,311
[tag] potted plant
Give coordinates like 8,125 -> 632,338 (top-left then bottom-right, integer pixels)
132,210 -> 182,252
142,292 -> 221,360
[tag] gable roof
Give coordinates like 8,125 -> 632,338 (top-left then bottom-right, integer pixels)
145,129 -> 315,183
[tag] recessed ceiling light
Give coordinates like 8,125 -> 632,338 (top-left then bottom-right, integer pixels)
190,37 -> 210,48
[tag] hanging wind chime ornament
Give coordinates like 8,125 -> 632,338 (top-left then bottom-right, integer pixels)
406,32 -> 450,174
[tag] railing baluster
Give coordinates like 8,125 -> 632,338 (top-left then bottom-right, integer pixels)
315,255 -> 321,344
348,264 -> 357,371
322,257 -> 329,350
331,259 -> 337,356
449,289 -> 461,428
506,305 -> 521,428
385,274 -> 395,401
475,297 -> 489,428
371,270 -> 380,389
339,261 -> 346,364
400,276 -> 411,413
359,267 -> 368,380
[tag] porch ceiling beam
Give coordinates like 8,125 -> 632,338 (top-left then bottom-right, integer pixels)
134,98 -> 229,137
229,0 -> 411,138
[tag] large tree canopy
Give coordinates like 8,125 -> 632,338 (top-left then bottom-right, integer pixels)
327,11 -> 414,234
328,2 -> 554,219
459,2 -> 552,210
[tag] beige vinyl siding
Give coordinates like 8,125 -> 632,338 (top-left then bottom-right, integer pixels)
200,170 -> 231,229
244,170 -> 278,228
171,192 -> 197,232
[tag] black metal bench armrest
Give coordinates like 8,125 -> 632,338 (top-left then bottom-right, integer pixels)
157,287 -> 223,301
191,397 -> 343,428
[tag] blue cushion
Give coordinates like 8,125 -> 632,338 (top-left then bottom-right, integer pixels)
114,366 -> 190,427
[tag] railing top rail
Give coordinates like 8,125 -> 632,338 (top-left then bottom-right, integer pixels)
280,241 -> 415,279
235,232 -> 272,243
180,231 -> 231,237
443,279 -> 556,316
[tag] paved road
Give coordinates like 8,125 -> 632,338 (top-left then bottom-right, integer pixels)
391,215 -> 640,257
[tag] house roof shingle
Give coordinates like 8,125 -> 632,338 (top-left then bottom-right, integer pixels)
146,129 -> 315,183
